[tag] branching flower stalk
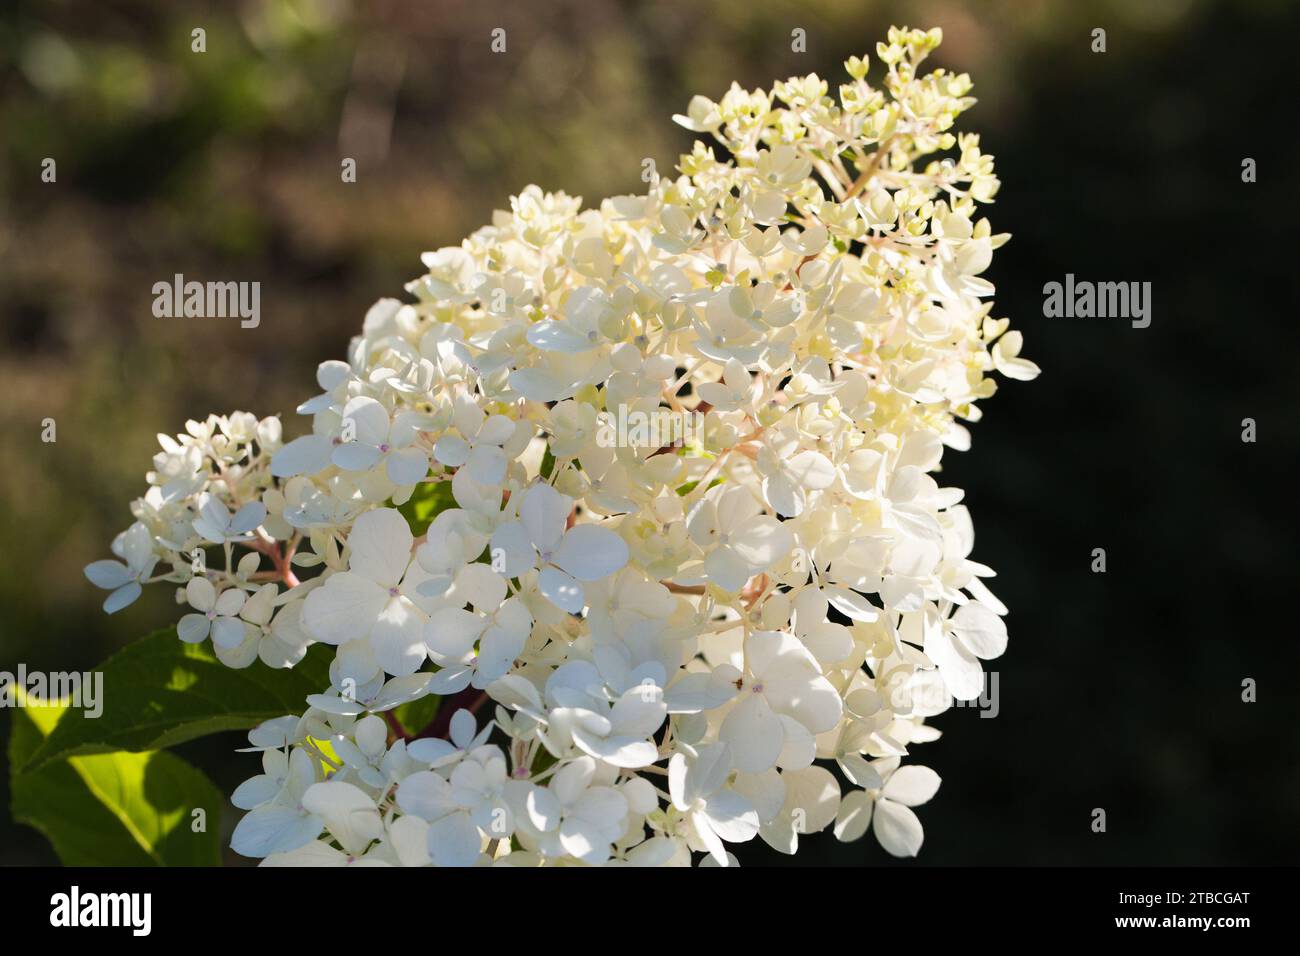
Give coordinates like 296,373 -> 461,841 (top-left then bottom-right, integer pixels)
86,27 -> 1039,867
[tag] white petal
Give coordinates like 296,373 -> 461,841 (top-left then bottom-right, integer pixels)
800,622 -> 854,668
427,812 -> 482,867
433,434 -> 471,468
489,673 -> 544,715
569,786 -> 628,838
341,396 -> 391,446
667,753 -> 691,811
354,714 -> 388,757
261,841 -> 349,867
731,769 -> 786,823
552,525 -> 628,581
176,613 -> 210,644
425,607 -> 485,662
525,785 -> 562,832
768,671 -> 842,735
714,485 -> 760,529
509,367 -> 574,402
371,598 -> 428,676
211,617 -> 249,650
881,765 -> 941,807
214,629 -> 260,668
407,738 -> 457,766
744,628 -> 801,676
370,673 -> 434,712
231,773 -> 280,810
465,444 -> 507,485
316,359 -> 351,389
538,565 -> 585,613
335,638 -> 381,686
838,753 -> 884,790
84,560 -> 131,590
389,815 -> 432,867
231,805 -> 321,858
527,319 -> 597,353
451,394 -> 485,437
571,728 -> 659,769
189,505 -> 224,547
774,714 -> 815,769
702,789 -> 760,844
213,587 -> 247,616
824,586 -> 879,623
301,781 -> 383,856
271,435 -> 332,478
925,626 -> 985,701
332,441 -> 383,472
550,757 -> 596,805
622,777 -> 659,816
834,790 -> 873,842
120,523 -> 155,571
873,798 -> 924,857
103,582 -> 142,614
719,693 -> 783,773
396,770 -> 455,820
427,665 -> 472,695
302,573 -> 386,645
781,765 -> 840,834
487,521 -> 537,578
787,450 -> 836,489
453,563 -> 507,611
386,447 -> 429,485
729,516 -> 793,568
950,602 -> 1008,660
448,709 -> 476,748
703,546 -> 751,592
556,816 -> 607,863
520,482 -> 571,552
477,414 -> 515,445
186,576 -> 217,612
763,473 -> 804,518
305,693 -> 365,716
695,742 -> 736,799
475,619 -> 527,682
608,686 -> 668,738
692,810 -> 731,866
347,508 -> 414,587
229,501 -> 267,535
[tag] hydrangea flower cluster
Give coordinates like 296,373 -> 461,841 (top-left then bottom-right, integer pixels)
87,27 -> 1038,866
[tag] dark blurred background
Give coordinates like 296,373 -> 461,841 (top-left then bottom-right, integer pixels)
2,0 -> 1297,866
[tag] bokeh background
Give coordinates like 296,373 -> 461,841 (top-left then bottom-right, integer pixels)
2,0 -> 1297,865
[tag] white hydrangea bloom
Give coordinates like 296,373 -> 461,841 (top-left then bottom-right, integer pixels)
89,27 -> 1037,866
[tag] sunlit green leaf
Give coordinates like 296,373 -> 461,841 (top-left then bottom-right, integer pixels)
396,479 -> 457,536
9,696 -> 222,866
21,629 -> 332,771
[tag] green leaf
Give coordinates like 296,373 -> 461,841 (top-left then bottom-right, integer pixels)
393,693 -> 440,736
396,479 -> 457,536
9,698 -> 222,865
20,628 -> 332,771
675,476 -> 724,496
539,444 -> 557,480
